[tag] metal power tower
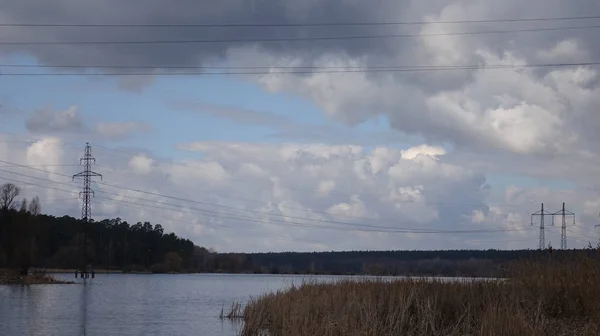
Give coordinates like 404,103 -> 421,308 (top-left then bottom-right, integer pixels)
531,203 -> 552,250
73,142 -> 102,279
551,203 -> 575,250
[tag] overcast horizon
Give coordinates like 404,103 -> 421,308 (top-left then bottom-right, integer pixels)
2,0 -> 600,253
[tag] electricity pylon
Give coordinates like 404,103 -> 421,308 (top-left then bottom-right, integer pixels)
551,203 -> 575,250
531,203 -> 552,250
73,142 -> 102,279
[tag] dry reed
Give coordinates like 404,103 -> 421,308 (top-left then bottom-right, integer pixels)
228,252 -> 600,336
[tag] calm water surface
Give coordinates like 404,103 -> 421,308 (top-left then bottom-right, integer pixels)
0,273 -> 413,336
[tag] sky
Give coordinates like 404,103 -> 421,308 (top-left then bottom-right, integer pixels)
1,0 -> 600,252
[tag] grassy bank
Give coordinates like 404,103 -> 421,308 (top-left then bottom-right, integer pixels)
0,270 -> 74,285
228,253 -> 600,336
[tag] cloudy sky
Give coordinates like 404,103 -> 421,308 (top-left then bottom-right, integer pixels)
1,0 -> 600,252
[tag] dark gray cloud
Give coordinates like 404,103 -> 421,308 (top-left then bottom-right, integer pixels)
3,1 -> 598,80
5,0 -> 600,158
1,0 -> 409,68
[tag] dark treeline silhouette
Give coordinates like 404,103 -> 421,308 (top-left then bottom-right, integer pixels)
0,183 -> 209,275
241,249 -> 592,277
1,182 -> 598,277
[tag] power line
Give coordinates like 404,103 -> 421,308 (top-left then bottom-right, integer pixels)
0,174 -> 342,248
0,171 -> 533,235
2,24 -> 600,46
94,197 -> 345,249
0,163 -> 536,235
94,196 -> 514,248
76,175 -> 535,231
0,165 -> 528,234
96,158 -> 531,211
0,164 -> 81,167
565,228 -> 595,242
3,15 -> 600,28
2,61 -> 599,72
0,156 -> 532,233
95,189 -> 533,235
548,227 -> 593,244
2,62 -> 599,77
6,141 -> 527,213
92,143 -> 530,212
0,175 -> 78,196
93,192 -> 511,235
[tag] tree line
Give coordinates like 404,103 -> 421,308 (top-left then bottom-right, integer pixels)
2,182 -> 595,277
0,183 -> 213,275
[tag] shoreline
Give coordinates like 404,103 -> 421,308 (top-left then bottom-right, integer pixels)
41,268 -> 503,278
0,273 -> 75,285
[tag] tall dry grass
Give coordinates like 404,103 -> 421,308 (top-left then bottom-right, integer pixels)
229,252 -> 600,336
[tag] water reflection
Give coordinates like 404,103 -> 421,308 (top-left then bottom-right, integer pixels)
80,281 -> 89,336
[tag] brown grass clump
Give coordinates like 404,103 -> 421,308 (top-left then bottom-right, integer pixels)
229,252 -> 600,336
0,270 -> 74,285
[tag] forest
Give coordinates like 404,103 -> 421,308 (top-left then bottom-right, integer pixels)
1,182 -> 595,277
0,182 -> 207,275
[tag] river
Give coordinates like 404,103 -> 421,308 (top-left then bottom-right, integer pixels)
0,273 -> 379,335
0,273 -> 481,336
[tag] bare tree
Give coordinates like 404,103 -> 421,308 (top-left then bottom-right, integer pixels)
0,183 -> 21,211
19,198 -> 28,213
28,196 -> 41,215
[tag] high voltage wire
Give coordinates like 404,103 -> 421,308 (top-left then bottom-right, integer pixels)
0,153 -> 527,229
0,173 -> 342,248
1,138 -> 501,210
0,63 -> 553,70
3,62 -> 600,71
0,172 -> 533,235
2,24 -> 600,46
93,196 -> 484,247
92,189 -> 516,235
4,158 -> 594,248
94,197 -> 344,249
3,15 -> 600,27
0,162 -> 535,235
1,136 -> 455,206
0,166 -> 525,234
0,176 -> 78,196
0,164 -> 80,167
2,62 -> 600,77
94,150 -> 530,211
548,227 -> 594,244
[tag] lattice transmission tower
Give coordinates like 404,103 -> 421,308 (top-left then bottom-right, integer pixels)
551,203 -> 575,250
531,203 -> 552,250
73,142 -> 102,279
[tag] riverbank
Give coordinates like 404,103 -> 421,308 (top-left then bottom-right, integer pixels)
228,255 -> 600,336
41,268 -> 123,274
0,271 -> 74,285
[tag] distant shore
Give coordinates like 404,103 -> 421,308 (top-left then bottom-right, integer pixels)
43,268 -> 124,274
0,271 -> 75,285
